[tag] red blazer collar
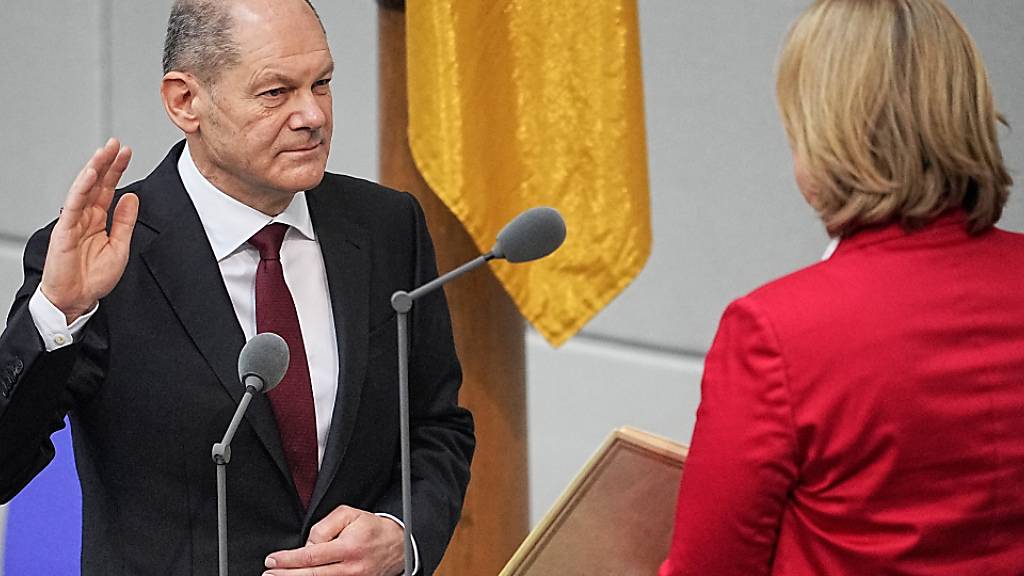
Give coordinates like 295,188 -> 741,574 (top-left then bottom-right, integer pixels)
833,210 -> 969,257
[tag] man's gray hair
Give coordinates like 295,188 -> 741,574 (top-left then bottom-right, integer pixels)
162,0 -> 324,83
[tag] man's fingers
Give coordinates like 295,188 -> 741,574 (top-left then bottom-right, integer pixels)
60,166 -> 99,217
62,139 -> 119,216
263,512 -> 402,575
109,193 -> 139,251
307,505 -> 363,545
89,138 -> 120,192
98,145 -> 132,208
102,145 -> 132,190
264,507 -> 364,569
91,139 -> 125,210
266,539 -> 347,570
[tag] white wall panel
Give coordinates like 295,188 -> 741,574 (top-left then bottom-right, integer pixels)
0,245 -> 25,323
316,2 -> 379,182
110,0 -> 183,186
0,3 -> 103,238
948,0 -> 1024,232
526,331 -> 702,525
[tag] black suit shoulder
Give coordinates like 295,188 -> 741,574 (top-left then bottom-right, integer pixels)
313,172 -> 419,221
307,172 -> 431,263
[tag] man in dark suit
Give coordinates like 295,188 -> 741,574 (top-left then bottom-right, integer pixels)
0,0 -> 474,574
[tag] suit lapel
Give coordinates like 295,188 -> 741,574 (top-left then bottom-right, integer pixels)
305,187 -> 372,517
135,143 -> 294,489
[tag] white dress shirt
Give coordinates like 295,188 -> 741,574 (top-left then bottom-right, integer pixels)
28,144 -> 419,572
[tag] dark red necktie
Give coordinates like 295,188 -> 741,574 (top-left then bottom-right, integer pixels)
248,223 -> 318,509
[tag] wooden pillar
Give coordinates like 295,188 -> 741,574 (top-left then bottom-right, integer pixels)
377,4 -> 530,574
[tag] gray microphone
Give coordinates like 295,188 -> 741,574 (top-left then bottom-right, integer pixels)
238,332 -> 290,394
491,206 -> 567,263
388,206 -> 566,576
213,332 -> 290,576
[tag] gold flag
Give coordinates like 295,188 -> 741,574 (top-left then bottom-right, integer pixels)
406,0 -> 651,346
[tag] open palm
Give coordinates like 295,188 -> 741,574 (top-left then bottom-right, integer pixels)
41,138 -> 139,323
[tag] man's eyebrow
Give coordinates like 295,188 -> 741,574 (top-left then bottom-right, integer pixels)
252,63 -> 335,88
252,72 -> 295,88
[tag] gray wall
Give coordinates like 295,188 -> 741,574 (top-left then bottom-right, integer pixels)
0,3 -> 1020,562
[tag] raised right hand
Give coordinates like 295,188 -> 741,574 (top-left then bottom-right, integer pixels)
40,138 -> 139,324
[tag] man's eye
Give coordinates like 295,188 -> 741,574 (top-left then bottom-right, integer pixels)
261,88 -> 286,98
313,78 -> 332,92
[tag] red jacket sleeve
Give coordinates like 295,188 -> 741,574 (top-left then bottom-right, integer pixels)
660,296 -> 798,576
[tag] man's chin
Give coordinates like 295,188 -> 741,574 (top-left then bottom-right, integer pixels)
278,164 -> 328,193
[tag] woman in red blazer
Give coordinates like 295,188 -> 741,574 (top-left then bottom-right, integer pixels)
660,1 -> 1023,574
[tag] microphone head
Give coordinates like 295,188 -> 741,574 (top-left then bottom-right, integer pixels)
491,207 -> 567,263
238,332 -> 290,394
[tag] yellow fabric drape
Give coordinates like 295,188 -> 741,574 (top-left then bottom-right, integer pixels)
406,0 -> 651,347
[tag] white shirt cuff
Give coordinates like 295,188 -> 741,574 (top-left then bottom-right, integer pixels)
29,286 -> 97,351
375,512 -> 420,575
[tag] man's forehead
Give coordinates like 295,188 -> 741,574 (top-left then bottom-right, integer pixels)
225,0 -> 329,68
228,0 -> 326,46
227,0 -> 312,21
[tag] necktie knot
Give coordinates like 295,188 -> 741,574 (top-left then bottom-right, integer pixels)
249,223 -> 289,261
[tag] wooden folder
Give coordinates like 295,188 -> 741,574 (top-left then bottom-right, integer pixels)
501,427 -> 688,576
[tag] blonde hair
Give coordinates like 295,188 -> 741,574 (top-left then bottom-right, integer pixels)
777,0 -> 1012,236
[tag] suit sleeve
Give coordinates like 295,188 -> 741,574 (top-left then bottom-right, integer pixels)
660,297 -> 798,576
373,193 -> 475,575
0,224 -> 104,502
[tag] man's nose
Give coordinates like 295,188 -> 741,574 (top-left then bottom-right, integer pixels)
289,91 -> 327,130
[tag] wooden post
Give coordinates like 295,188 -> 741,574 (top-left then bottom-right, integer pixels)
377,4 -> 530,574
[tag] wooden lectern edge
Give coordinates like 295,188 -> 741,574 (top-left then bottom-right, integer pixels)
500,426 -> 689,575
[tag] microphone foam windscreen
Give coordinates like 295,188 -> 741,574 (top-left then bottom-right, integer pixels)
493,206 -> 567,263
238,332 -> 290,393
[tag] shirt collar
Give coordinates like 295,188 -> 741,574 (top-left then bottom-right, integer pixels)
821,237 -> 840,261
177,143 -> 316,261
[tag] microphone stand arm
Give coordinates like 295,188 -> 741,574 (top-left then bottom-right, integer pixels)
389,251 -> 495,576
400,252 -> 495,305
211,384 -> 258,576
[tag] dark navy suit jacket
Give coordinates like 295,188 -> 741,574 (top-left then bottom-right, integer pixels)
0,142 -> 474,575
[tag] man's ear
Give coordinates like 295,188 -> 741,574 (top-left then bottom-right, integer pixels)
161,72 -> 202,134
